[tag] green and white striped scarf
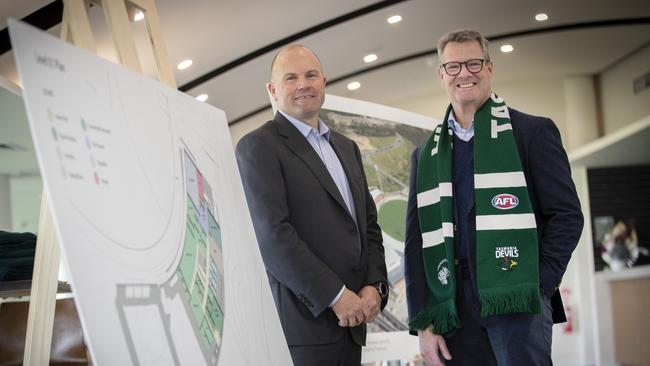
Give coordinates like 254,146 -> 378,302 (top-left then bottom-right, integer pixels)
410,92 -> 541,335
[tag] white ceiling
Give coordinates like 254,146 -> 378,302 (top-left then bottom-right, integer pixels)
1,0 -> 650,176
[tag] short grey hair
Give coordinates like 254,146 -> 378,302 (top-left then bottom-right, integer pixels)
437,29 -> 490,64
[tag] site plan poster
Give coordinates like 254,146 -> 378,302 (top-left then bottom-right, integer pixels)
10,19 -> 291,365
321,95 -> 436,363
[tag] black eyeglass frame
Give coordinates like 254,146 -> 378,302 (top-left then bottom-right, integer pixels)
440,58 -> 488,76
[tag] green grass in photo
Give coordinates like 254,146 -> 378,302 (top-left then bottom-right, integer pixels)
378,199 -> 407,242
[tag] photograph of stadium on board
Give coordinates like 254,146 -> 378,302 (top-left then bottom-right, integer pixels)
320,105 -> 432,333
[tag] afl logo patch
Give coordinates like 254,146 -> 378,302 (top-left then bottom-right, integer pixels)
491,194 -> 519,210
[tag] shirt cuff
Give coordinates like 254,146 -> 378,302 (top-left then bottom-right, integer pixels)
328,285 -> 345,307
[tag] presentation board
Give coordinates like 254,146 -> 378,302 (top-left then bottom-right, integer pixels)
9,19 -> 292,365
320,95 -> 437,363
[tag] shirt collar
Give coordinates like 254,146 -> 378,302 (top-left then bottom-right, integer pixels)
280,110 -> 331,140
447,110 -> 472,132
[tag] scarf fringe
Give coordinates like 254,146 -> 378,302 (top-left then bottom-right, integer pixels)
479,285 -> 541,317
408,299 -> 460,335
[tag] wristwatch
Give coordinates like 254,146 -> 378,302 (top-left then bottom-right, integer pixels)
373,281 -> 388,300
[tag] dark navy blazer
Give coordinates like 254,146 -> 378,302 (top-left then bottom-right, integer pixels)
404,108 -> 584,330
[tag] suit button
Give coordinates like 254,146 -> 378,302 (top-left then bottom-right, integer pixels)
350,227 -> 357,235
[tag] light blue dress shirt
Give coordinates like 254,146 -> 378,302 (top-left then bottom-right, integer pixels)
447,110 -> 474,142
280,110 -> 356,306
280,111 -> 357,222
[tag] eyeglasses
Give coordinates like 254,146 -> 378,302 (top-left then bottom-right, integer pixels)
440,59 -> 487,76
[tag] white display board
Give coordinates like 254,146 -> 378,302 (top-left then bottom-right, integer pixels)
9,19 -> 291,366
320,95 -> 437,363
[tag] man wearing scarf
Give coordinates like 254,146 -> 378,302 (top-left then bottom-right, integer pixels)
404,29 -> 583,366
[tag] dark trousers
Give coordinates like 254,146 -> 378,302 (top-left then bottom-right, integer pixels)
444,277 -> 553,366
288,330 -> 361,366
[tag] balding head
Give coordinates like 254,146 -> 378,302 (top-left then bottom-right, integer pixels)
270,45 -> 323,83
267,44 -> 327,128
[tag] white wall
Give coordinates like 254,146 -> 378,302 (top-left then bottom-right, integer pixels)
229,109 -> 273,146
10,175 -> 42,233
600,43 -> 650,135
385,90 -> 448,122
563,76 -> 600,149
0,174 -> 11,230
0,174 -> 41,233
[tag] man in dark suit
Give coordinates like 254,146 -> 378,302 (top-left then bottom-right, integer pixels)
405,29 -> 583,366
236,44 -> 388,366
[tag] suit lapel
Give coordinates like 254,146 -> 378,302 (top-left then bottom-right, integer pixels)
273,113 -> 349,213
330,131 -> 366,235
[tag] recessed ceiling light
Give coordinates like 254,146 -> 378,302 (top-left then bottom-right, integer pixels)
363,54 -> 378,63
347,82 -> 361,91
177,59 -> 193,70
500,44 -> 514,53
196,94 -> 208,102
387,15 -> 402,24
134,11 -> 144,22
535,13 -> 549,21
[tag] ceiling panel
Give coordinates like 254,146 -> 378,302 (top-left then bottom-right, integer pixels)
0,0 -> 649,176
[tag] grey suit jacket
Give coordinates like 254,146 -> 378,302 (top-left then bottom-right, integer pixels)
236,112 -> 387,347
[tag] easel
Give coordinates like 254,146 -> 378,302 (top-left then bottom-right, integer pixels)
24,0 -> 176,364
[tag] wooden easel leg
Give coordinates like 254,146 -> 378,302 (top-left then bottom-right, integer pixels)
21,0 -> 175,363
23,190 -> 61,365
130,0 -> 176,88
22,3 -> 92,362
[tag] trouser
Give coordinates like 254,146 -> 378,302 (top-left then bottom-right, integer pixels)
289,330 -> 361,366
444,277 -> 553,366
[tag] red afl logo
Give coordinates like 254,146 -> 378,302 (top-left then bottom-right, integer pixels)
491,194 -> 519,209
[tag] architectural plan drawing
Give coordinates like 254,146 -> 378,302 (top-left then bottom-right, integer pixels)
9,19 -> 291,365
